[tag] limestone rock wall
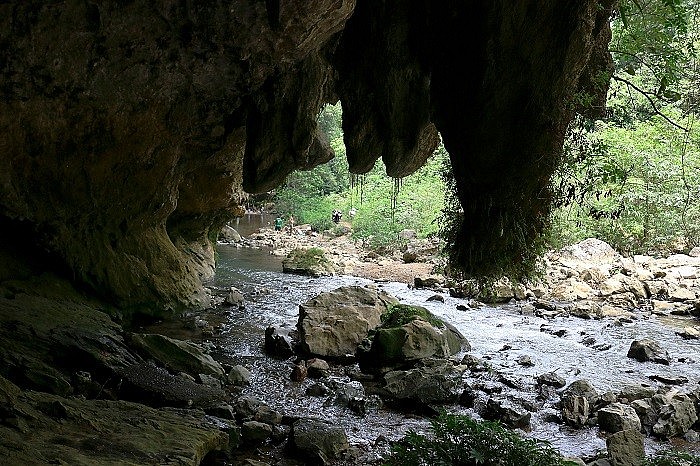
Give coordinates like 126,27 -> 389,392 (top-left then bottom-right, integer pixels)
0,0 -> 617,315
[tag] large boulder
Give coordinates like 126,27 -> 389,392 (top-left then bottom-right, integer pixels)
283,248 -> 339,277
381,361 -> 466,404
290,418 -> 349,465
297,286 -> 398,358
0,377 -> 229,465
357,303 -> 469,374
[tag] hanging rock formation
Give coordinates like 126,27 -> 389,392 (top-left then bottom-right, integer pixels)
0,0 -> 616,316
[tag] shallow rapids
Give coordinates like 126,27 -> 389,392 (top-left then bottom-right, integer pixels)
201,244 -> 700,463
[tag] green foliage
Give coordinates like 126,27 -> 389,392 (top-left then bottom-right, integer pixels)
644,449 -> 700,466
613,0 -> 696,111
349,155 -> 445,249
380,303 -> 444,329
273,102 -> 446,251
384,412 -> 575,466
550,2 -> 700,255
552,105 -> 700,255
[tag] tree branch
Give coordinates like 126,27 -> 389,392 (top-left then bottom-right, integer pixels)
612,75 -> 688,131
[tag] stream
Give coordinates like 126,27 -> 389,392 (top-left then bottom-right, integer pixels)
153,218 -> 700,464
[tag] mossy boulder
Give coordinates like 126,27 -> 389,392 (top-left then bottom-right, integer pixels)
282,248 -> 339,277
357,304 -> 469,374
297,286 -> 398,359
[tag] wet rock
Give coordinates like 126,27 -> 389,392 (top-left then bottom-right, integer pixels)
290,418 -> 349,465
205,403 -> 236,420
652,393 -> 697,439
129,333 -> 225,378
306,358 -> 330,378
461,354 -> 490,372
241,420 -> 273,445
482,397 -> 531,429
198,373 -> 222,389
598,403 -> 642,434
626,339 -> 670,365
648,374 -> 688,385
536,371 -> 567,388
357,305 -> 469,374
227,365 -> 252,386
264,326 -> 295,359
306,383 -> 329,397
381,362 -> 464,404
426,294 -> 445,302
225,287 -> 245,307
561,395 -> 590,428
254,405 -> 283,425
459,386 -> 478,408
516,355 -> 534,367
291,361 -> 308,382
562,379 -> 600,408
606,428 -> 645,466
617,385 -> 656,404
297,286 -> 398,358
630,398 -> 657,434
332,379 -> 365,406
118,360 -> 225,408
234,395 -> 268,421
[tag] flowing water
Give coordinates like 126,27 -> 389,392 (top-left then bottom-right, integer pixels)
196,241 -> 700,464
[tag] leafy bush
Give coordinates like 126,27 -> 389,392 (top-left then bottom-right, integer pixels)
384,412 -> 576,466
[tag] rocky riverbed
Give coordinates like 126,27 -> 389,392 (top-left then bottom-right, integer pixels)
208,225 -> 700,465
1,221 -> 699,465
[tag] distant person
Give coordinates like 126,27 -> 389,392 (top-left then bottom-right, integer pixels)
349,207 -> 356,218
274,216 -> 283,232
332,209 -> 342,224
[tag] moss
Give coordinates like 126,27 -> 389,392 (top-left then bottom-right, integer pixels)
284,247 -> 333,272
370,327 -> 408,363
380,303 -> 445,329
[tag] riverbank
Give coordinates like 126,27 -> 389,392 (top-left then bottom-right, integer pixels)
219,221 -> 437,285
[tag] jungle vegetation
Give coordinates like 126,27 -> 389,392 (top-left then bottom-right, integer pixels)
272,0 -> 700,262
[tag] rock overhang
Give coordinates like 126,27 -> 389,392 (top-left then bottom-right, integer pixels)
0,0 -> 617,315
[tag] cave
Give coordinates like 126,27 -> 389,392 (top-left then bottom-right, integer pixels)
0,0 -> 618,463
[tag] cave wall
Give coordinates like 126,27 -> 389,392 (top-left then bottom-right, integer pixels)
0,0 -> 617,315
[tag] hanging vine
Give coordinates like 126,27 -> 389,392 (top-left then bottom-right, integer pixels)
391,177 -> 403,222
